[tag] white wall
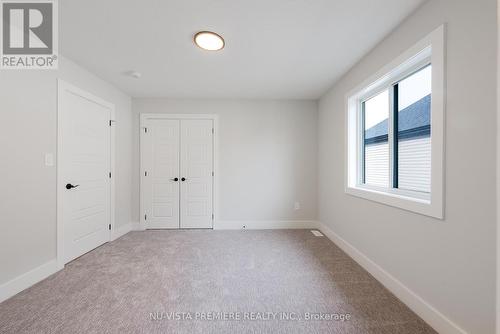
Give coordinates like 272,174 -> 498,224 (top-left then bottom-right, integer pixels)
132,99 -> 318,227
0,56 -> 132,285
318,0 -> 497,333
497,2 -> 500,333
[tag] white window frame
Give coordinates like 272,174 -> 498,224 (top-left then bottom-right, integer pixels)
346,25 -> 445,219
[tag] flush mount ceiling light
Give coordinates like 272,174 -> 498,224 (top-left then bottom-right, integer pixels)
194,31 -> 225,51
123,70 -> 142,79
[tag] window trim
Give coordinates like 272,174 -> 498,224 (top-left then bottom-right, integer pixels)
346,25 -> 445,219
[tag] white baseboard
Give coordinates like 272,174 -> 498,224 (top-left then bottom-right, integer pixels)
214,220 -> 318,230
1,222 -> 133,303
130,220 -> 317,231
0,259 -> 62,303
131,221 -> 143,231
111,222 -> 132,241
317,221 -> 467,334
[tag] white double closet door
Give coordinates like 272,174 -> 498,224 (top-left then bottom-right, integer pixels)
142,118 -> 214,229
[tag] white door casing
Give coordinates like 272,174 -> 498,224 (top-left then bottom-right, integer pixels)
140,114 -> 216,230
57,80 -> 115,266
142,119 -> 180,229
180,119 -> 214,229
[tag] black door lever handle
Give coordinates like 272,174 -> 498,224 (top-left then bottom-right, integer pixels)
66,183 -> 79,190
171,177 -> 179,182
181,177 -> 186,181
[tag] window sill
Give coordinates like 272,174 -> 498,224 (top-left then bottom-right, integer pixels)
345,185 -> 443,219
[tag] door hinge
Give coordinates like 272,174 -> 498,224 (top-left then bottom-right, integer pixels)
144,127 -> 148,133
144,171 -> 148,176
109,172 -> 112,178
109,120 -> 115,126
212,128 -> 214,134
144,214 -> 147,221
212,213 -> 214,220
212,171 -> 214,176
108,224 -> 111,230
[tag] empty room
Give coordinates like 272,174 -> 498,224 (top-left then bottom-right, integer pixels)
0,0 -> 499,333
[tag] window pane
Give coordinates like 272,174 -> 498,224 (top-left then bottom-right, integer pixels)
364,89 -> 389,188
397,65 -> 431,193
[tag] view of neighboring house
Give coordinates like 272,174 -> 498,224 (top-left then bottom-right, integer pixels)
364,94 -> 431,193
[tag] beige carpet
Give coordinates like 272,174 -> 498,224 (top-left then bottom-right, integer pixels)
0,230 -> 436,334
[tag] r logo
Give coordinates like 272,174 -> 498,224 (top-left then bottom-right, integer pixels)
2,2 -> 53,54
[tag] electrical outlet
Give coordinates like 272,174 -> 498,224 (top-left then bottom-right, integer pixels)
294,201 -> 301,210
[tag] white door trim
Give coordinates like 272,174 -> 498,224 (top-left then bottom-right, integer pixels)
57,79 -> 116,268
497,3 -> 500,331
139,113 -> 218,231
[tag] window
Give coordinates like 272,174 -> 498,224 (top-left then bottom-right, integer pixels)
396,65 -> 432,193
363,89 -> 390,188
346,25 -> 445,219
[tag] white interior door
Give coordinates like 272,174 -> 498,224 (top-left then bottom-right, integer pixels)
59,83 -> 112,264
141,117 -> 214,230
180,120 -> 214,229
142,119 -> 180,229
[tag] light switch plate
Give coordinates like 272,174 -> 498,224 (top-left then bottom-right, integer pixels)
45,153 -> 54,166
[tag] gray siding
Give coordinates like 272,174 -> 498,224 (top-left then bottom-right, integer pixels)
365,142 -> 389,187
398,136 -> 431,193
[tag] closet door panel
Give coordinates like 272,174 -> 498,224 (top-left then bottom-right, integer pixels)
142,119 -> 180,229
180,120 -> 214,229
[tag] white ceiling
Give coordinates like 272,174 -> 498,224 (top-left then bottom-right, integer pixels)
60,0 -> 425,99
